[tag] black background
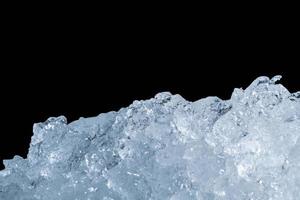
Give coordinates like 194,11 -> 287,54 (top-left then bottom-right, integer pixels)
1,8 -> 299,170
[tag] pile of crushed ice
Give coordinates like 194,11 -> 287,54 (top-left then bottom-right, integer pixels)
0,76 -> 299,200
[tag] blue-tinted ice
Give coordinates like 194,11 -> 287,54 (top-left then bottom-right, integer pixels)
1,76 -> 300,199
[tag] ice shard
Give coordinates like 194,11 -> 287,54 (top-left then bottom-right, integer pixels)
0,76 -> 300,200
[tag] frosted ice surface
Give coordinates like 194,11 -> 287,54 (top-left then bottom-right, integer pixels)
1,76 -> 300,200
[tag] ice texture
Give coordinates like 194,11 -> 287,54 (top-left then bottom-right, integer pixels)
1,76 -> 300,200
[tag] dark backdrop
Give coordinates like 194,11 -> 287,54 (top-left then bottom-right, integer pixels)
1,12 -> 299,170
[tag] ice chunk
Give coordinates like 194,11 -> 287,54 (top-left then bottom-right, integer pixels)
0,76 -> 300,200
